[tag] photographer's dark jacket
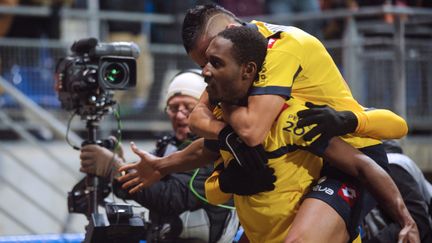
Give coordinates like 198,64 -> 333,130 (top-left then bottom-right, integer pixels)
114,134 -> 236,243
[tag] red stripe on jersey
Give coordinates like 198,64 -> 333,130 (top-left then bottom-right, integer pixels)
275,103 -> 290,121
268,38 -> 277,49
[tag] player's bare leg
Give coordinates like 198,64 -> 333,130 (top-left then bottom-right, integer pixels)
285,198 -> 349,243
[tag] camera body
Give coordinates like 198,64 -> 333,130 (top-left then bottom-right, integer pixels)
84,203 -> 147,243
55,38 -> 140,117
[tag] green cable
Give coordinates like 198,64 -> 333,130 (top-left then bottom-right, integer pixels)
188,168 -> 235,210
113,104 -> 123,149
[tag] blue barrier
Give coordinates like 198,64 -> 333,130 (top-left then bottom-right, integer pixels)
0,234 -> 150,243
0,234 -> 84,243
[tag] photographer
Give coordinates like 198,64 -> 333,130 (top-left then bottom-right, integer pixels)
79,70 -> 239,243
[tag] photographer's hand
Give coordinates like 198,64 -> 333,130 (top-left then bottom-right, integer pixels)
80,144 -> 124,177
117,142 -> 163,194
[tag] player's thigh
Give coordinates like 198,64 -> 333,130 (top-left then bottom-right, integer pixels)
285,197 -> 349,243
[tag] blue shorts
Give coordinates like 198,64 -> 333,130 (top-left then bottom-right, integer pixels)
304,144 -> 389,240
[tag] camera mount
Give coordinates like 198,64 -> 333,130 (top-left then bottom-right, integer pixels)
57,38 -> 147,242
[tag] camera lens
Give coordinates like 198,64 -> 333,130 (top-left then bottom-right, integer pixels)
98,57 -> 135,90
102,63 -> 126,84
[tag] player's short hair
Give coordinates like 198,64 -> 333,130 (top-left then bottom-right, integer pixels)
218,26 -> 267,74
182,4 -> 242,53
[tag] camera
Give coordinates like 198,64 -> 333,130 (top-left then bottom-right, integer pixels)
57,39 -> 147,242
55,38 -> 139,118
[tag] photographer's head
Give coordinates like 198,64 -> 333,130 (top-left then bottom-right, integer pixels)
165,70 -> 207,141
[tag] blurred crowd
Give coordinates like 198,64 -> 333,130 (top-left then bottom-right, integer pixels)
0,0 -> 431,113
1,0 -> 432,42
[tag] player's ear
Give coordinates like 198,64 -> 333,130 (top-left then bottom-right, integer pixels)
243,62 -> 257,80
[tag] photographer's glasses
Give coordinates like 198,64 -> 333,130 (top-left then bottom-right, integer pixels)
165,103 -> 195,117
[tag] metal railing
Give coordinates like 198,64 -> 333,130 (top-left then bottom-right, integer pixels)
0,4 -> 431,131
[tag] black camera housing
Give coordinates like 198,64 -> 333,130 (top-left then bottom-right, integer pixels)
55,38 -> 139,117
84,203 -> 147,243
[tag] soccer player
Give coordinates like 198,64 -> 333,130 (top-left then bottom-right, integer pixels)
118,26 -> 419,243
181,4 -> 411,241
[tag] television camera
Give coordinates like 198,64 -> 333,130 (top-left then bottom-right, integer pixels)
55,37 -> 139,119
55,38 -> 147,242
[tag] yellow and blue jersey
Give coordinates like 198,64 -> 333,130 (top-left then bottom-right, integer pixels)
251,20 -> 406,139
207,99 -> 324,243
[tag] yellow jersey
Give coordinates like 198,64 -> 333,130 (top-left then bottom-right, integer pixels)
251,20 -> 407,139
208,99 -> 325,243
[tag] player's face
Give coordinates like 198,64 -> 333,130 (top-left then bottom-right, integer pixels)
165,95 -> 198,141
188,16 -> 241,68
189,36 -> 212,68
202,36 -> 250,104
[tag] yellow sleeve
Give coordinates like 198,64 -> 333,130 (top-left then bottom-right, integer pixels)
204,159 -> 232,205
250,33 -> 301,97
353,109 -> 408,139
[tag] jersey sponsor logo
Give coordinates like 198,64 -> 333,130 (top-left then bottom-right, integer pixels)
312,184 -> 334,195
337,183 -> 359,207
268,38 -> 277,49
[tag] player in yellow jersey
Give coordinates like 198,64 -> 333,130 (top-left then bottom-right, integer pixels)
180,3 -> 411,242
183,4 -> 407,146
117,26 -> 418,243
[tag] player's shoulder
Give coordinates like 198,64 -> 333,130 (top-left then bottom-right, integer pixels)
253,20 -> 307,38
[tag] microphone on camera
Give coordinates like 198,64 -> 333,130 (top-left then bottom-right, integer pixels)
71,38 -> 98,54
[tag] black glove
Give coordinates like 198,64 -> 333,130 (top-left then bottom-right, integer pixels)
218,125 -> 267,171
219,159 -> 276,195
297,102 -> 358,141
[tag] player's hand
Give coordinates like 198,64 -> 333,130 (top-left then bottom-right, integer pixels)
117,142 -> 163,194
80,144 -> 124,177
297,102 -> 358,141
398,219 -> 420,243
219,159 -> 276,195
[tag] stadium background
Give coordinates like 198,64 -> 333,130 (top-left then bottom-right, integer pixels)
0,0 -> 431,240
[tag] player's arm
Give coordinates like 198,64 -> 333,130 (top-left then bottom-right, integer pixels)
323,137 -> 419,243
117,138 -> 219,193
221,94 -> 286,146
381,164 -> 432,242
190,40 -> 296,145
353,108 -> 408,139
189,91 -> 226,140
297,103 -> 408,141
